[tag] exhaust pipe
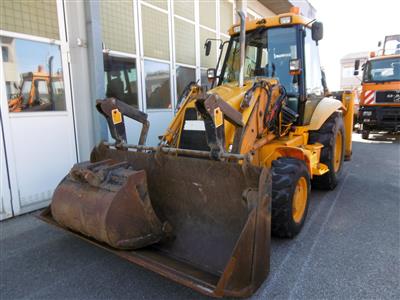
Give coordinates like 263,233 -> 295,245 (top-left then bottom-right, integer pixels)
237,9 -> 246,87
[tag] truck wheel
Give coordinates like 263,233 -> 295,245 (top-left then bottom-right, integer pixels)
309,112 -> 345,190
361,130 -> 369,140
271,158 -> 311,238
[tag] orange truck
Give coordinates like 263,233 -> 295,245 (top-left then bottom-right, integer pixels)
354,35 -> 400,139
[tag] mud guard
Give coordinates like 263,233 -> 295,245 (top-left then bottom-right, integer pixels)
308,97 -> 343,131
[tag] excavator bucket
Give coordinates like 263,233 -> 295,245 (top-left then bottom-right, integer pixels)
39,98 -> 272,297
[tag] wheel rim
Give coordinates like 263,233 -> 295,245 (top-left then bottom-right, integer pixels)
333,131 -> 343,173
292,176 -> 308,223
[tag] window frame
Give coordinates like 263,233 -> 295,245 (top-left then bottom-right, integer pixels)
217,25 -> 307,124
303,27 -> 324,98
1,32 -> 69,114
143,57 -> 173,110
175,63 -> 196,97
103,52 -> 141,108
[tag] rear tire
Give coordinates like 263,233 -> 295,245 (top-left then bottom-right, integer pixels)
309,112 -> 345,190
271,158 -> 311,238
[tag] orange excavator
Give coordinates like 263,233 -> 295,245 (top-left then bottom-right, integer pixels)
8,56 -> 59,112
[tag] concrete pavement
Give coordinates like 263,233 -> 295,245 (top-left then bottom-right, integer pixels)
1,132 -> 399,299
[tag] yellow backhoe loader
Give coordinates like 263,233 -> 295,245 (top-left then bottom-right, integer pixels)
40,8 -> 354,298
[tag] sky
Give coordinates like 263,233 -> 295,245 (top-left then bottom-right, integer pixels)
305,0 -> 399,90
15,39 -> 62,75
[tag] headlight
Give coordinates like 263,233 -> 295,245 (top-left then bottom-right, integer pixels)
364,118 -> 370,122
363,111 -> 372,116
279,16 -> 292,24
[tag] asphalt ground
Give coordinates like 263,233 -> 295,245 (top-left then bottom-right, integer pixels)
1,132 -> 399,300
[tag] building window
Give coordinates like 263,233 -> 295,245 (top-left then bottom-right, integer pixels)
2,37 -> 66,113
342,66 -> 354,78
100,0 -> 136,54
199,0 -> 216,29
104,55 -> 139,108
144,60 -> 171,109
174,0 -> 194,21
174,17 -> 195,65
0,0 -> 60,40
201,69 -> 212,91
176,66 -> 196,98
220,0 -> 233,34
142,5 -> 170,60
200,28 -> 217,68
2,46 -> 9,62
143,0 -> 168,10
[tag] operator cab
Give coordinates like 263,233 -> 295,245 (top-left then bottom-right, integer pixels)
206,11 -> 325,126
362,57 -> 400,83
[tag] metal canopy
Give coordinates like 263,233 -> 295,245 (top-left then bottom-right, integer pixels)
258,0 -> 293,14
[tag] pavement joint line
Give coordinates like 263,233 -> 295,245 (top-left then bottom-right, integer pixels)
287,172 -> 351,300
257,166 -> 350,298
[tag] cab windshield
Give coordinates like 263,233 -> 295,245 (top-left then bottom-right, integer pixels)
363,57 -> 400,83
221,27 -> 299,94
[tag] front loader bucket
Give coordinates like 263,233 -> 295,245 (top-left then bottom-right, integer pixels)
40,143 -> 271,297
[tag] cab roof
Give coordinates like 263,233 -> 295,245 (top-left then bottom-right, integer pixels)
369,53 -> 400,61
228,12 -> 312,36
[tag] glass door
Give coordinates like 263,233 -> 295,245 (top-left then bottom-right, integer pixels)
0,0 -> 77,215
0,35 -> 77,215
0,118 -> 12,220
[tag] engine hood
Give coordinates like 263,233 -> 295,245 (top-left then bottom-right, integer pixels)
208,78 -> 278,110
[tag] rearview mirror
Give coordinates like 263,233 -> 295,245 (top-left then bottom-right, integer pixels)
378,41 -> 382,47
354,59 -> 360,76
311,22 -> 323,43
204,40 -> 212,57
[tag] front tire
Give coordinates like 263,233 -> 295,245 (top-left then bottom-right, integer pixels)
361,130 -> 369,139
309,112 -> 345,190
271,158 -> 311,238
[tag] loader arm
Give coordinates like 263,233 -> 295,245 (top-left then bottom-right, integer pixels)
40,84 -> 273,298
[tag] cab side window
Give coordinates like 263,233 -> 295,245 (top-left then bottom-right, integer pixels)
304,29 -> 323,97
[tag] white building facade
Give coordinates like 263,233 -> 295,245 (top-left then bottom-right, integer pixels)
340,51 -> 369,90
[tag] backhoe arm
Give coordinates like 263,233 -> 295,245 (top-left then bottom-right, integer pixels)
96,98 -> 149,148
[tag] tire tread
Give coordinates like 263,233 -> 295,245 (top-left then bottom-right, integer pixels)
271,158 -> 310,238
